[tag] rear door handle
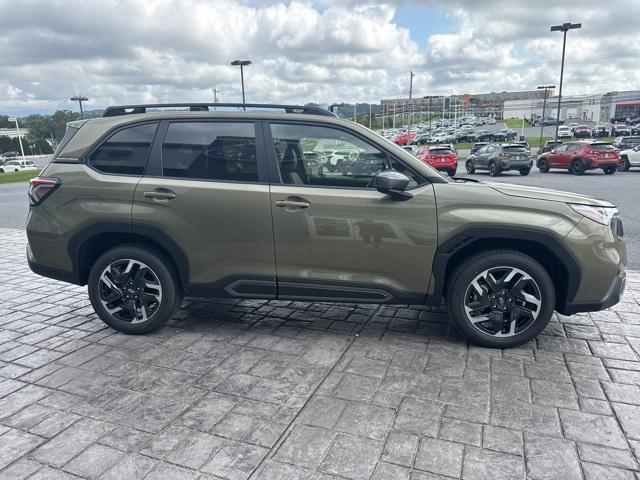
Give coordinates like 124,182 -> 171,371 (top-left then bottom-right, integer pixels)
275,197 -> 310,209
143,189 -> 176,200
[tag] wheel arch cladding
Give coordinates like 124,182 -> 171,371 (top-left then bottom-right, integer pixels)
429,227 -> 580,312
68,222 -> 189,285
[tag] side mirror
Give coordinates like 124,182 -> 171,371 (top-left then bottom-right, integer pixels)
375,170 -> 412,200
550,149 -> 556,153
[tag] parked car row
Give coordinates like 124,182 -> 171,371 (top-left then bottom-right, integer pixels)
381,117 -> 508,147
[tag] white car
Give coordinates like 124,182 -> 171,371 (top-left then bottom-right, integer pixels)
0,159 -> 38,173
487,118 -> 497,125
619,145 -> 640,171
557,126 -> 572,138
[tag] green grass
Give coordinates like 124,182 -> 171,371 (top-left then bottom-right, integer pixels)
0,170 -> 39,185
504,118 -> 532,128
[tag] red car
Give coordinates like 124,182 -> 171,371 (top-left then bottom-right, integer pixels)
394,132 -> 415,145
537,141 -> 620,175
417,146 -> 458,176
573,125 -> 591,138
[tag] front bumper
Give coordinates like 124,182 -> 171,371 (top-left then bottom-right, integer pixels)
561,270 -> 626,314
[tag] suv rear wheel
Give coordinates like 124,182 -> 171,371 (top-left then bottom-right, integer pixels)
570,159 -> 585,175
488,161 -> 500,177
446,250 -> 555,348
88,245 -> 181,334
603,166 -> 616,175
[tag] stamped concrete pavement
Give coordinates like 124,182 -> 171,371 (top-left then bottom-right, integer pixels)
0,227 -> 639,479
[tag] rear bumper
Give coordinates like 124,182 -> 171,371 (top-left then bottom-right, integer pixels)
561,270 -> 626,315
585,158 -> 619,169
27,243 -> 82,285
430,163 -> 457,171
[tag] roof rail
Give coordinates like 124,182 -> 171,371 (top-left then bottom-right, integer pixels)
102,103 -> 336,118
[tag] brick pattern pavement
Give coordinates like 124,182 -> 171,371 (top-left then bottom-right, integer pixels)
0,227 -> 639,479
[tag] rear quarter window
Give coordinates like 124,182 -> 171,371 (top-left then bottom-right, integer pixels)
88,123 -> 158,176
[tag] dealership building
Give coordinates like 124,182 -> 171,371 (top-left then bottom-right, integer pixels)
502,90 -> 640,123
381,89 -> 552,116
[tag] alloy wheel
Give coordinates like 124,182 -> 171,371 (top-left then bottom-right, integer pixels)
98,259 -> 163,323
463,266 -> 541,337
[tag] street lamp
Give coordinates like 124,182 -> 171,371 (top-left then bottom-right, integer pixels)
550,22 -> 581,144
230,60 -> 251,110
7,117 -> 25,161
537,85 -> 555,153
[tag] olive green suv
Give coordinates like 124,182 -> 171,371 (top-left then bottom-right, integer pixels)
26,103 -> 626,348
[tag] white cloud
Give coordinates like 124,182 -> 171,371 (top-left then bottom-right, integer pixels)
0,0 -> 638,114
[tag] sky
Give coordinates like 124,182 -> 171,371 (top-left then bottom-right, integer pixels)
1,0 -> 639,115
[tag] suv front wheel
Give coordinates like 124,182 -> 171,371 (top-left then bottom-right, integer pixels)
88,245 -> 181,334
446,250 -> 555,348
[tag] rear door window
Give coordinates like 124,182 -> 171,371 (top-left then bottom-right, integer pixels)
161,122 -> 258,182
89,123 -> 158,175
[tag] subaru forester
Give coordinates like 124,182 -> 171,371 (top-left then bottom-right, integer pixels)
26,103 -> 626,348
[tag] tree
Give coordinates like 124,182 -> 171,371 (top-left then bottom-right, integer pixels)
0,115 -> 12,129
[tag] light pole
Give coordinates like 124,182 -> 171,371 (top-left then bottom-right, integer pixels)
7,117 -> 25,161
550,22 -> 581,144
537,85 -> 555,152
230,60 -> 251,110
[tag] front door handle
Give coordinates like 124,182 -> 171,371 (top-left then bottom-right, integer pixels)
143,189 -> 176,200
275,197 -> 310,209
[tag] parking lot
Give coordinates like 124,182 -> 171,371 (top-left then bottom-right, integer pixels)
0,224 -> 639,479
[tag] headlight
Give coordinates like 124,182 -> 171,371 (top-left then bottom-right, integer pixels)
569,203 -> 618,225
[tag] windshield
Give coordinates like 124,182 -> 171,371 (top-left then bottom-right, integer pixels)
590,143 -> 616,150
430,148 -> 452,155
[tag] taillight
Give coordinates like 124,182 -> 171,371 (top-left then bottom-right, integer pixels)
499,152 -> 507,157
28,177 -> 60,206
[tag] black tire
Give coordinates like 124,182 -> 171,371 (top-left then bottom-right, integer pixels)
519,168 -> 531,176
570,159 -> 585,175
537,158 -> 550,173
88,245 -> 181,334
619,157 -> 630,172
488,161 -> 500,177
448,168 -> 457,177
603,166 -> 616,175
0,169 -> 4,173
465,161 -> 475,174
446,249 -> 555,348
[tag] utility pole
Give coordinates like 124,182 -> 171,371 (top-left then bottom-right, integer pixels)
212,87 -> 219,110
369,103 -> 372,130
536,85 -> 555,152
70,95 -> 89,118
393,102 -> 396,129
408,71 -> 415,127
550,22 -> 581,144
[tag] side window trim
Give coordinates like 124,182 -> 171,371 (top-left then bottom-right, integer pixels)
154,119 -> 267,184
263,120 -> 426,188
85,121 -> 160,177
